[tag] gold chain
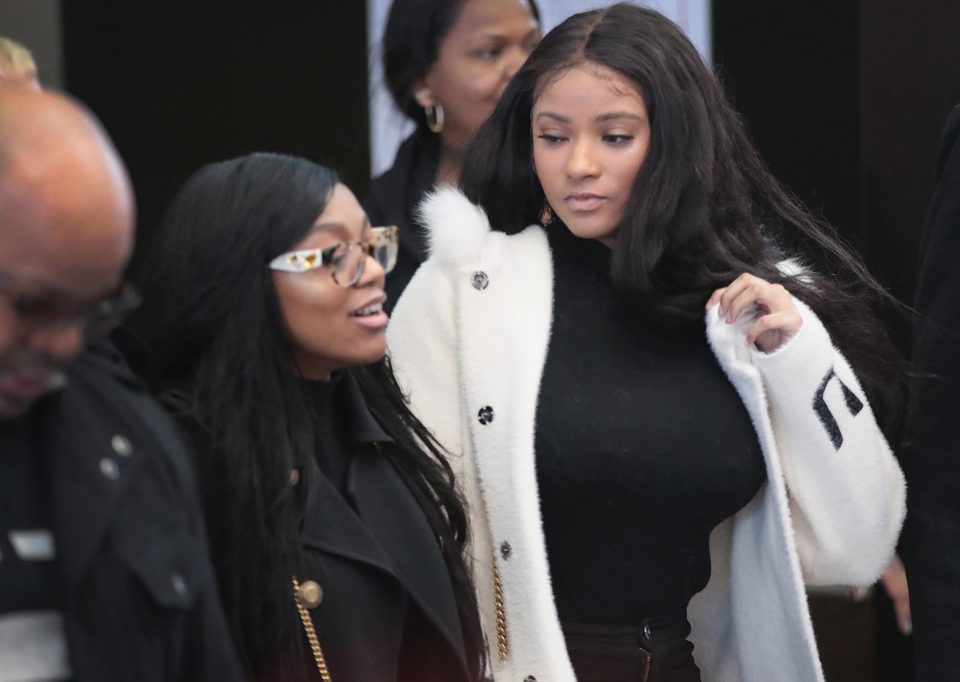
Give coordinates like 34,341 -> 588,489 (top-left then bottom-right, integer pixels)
292,577 -> 332,682
492,552 -> 508,663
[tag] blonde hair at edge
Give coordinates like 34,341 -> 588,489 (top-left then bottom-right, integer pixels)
0,37 -> 39,85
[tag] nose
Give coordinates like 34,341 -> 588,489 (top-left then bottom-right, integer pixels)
565,138 -> 600,180
503,46 -> 527,82
25,322 -> 85,363
354,251 -> 386,291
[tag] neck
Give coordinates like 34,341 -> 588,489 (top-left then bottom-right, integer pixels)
436,144 -> 464,186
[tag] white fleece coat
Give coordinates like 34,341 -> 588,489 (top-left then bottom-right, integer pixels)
387,188 -> 906,682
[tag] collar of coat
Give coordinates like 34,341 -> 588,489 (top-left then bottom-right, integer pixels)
416,187 -> 493,265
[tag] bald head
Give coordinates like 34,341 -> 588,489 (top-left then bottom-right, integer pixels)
0,88 -> 135,271
0,88 -> 135,416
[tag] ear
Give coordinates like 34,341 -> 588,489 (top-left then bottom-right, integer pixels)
412,80 -> 437,108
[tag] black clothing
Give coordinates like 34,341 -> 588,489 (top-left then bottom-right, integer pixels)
364,130 -> 439,311
535,227 -> 766,679
176,369 -> 472,682
303,373 -> 352,492
903,103 -> 960,680
562,618 -> 699,682
0,415 -> 59,617
0,415 -> 72,681
0,342 -> 242,682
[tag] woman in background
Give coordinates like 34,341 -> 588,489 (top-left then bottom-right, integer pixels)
388,5 -> 906,681
133,153 -> 484,682
365,0 -> 540,307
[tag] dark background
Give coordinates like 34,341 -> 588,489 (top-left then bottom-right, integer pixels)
60,1 -> 372,273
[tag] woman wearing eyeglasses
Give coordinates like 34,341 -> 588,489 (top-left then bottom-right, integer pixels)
130,153 -> 485,682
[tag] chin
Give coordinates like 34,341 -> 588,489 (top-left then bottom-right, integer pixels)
563,221 -> 618,244
350,346 -> 388,369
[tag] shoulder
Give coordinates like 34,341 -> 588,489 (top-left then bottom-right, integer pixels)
365,132 -> 437,224
64,343 -> 200,494
67,339 -> 143,391
417,187 -> 493,264
416,187 -> 548,267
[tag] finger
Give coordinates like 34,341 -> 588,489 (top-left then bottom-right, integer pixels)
723,285 -> 765,324
894,598 -> 912,636
756,282 -> 794,314
717,274 -> 755,315
746,311 -> 803,346
706,288 -> 726,310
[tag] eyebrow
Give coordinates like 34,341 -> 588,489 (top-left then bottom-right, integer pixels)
595,112 -> 646,123
310,216 -> 371,237
534,111 -> 645,125
534,112 -> 570,124
0,270 -> 63,297
478,27 -> 540,41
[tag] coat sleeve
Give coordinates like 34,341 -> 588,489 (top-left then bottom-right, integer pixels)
387,259 -> 467,477
750,300 -> 906,586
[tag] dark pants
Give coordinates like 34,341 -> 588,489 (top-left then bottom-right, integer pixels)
562,616 -> 700,682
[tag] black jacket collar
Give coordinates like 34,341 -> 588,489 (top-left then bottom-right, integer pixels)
337,369 -> 392,446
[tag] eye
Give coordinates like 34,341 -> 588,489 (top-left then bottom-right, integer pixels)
536,133 -> 567,144
13,295 -> 49,316
474,46 -> 502,60
602,133 -> 634,145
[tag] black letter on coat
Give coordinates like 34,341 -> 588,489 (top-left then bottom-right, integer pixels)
813,368 -> 865,450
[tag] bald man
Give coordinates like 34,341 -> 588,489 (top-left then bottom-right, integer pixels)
0,89 -> 242,681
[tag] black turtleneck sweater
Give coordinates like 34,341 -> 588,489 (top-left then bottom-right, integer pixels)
303,371 -> 354,495
535,226 -> 767,626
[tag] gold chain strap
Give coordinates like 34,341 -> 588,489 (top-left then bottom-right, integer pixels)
492,552 -> 508,663
292,577 -> 332,682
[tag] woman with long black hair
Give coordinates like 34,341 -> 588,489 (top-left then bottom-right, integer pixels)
132,153 -> 484,682
387,5 -> 906,682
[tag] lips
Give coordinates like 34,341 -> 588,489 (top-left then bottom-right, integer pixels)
349,295 -> 386,318
565,193 -> 607,211
348,295 -> 389,330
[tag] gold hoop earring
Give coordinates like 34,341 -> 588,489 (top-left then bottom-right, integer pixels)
425,103 -> 444,134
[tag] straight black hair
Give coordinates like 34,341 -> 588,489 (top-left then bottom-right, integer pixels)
133,153 -> 484,680
461,4 -> 904,431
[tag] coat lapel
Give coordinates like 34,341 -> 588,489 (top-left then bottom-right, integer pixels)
298,463 -> 396,577
339,372 -> 468,673
348,446 -> 468,674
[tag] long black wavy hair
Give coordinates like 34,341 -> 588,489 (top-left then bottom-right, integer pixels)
132,153 -> 484,680
461,4 -> 903,430
382,0 -> 540,130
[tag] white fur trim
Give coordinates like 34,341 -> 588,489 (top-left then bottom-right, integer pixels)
416,187 -> 491,264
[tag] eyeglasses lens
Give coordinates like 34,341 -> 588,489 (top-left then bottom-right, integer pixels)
331,243 -> 365,288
